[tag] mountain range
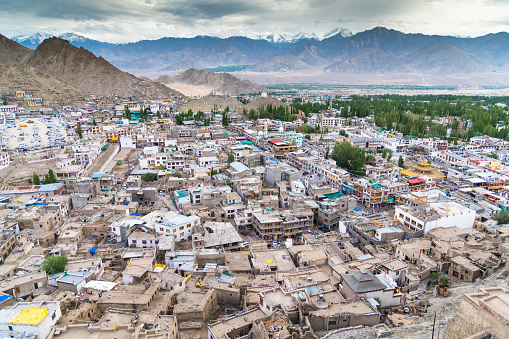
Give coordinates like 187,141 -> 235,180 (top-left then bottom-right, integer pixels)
8,27 -> 509,86
10,29 -> 353,74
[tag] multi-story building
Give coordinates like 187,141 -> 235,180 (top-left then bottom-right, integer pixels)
395,201 -> 475,235
155,214 -> 201,242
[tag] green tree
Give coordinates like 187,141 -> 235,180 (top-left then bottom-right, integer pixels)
141,173 -> 157,182
365,154 -> 376,164
387,150 -> 393,162
227,154 -> 235,164
41,255 -> 68,275
173,172 -> 182,178
156,165 -> 166,170
75,123 -> 83,139
304,134 -> 311,140
331,142 -> 366,176
398,156 -> 405,168
92,118 -> 97,126
210,169 -> 218,176
382,149 -> 388,159
222,113 -> 229,126
339,129 -> 346,136
494,210 -> 509,224
2,97 -> 7,105
324,146 -> 330,159
125,109 -> 131,120
42,169 -> 57,184
32,172 -> 40,185
157,111 -> 162,118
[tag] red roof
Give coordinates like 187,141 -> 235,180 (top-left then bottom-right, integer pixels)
236,137 -> 247,140
408,178 -> 425,184
268,139 -> 284,144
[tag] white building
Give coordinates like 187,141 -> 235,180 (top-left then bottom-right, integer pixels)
0,152 -> 11,168
198,156 -> 219,167
128,230 -> 159,248
155,214 -> 201,242
395,201 -> 476,235
291,180 -> 306,196
120,135 -> 136,148
0,301 -> 61,339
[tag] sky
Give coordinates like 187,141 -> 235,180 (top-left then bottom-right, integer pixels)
2,0 -> 509,43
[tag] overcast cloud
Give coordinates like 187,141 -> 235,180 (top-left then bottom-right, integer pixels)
1,0 -> 509,42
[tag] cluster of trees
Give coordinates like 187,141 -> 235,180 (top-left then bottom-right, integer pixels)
138,108 -> 150,122
176,109 -> 210,126
141,172 -> 157,182
297,124 -> 322,134
331,142 -> 366,176
31,169 -> 57,185
246,104 -> 296,122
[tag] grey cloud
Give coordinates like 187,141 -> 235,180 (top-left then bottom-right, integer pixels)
4,0 -> 138,21
151,0 -> 273,20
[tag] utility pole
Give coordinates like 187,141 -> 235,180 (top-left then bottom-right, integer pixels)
431,312 -> 436,339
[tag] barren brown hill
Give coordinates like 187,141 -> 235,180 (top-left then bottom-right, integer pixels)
24,37 -> 183,98
157,68 -> 267,96
0,34 -> 31,64
178,94 -> 286,113
0,34 -> 185,100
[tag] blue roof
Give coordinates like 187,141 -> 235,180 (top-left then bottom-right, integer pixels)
124,202 -> 130,206
91,173 -> 104,179
130,213 -> 141,216
353,208 -> 361,212
38,183 -> 64,192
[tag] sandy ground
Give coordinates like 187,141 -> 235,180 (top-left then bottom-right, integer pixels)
163,82 -> 215,97
231,69 -> 509,91
1,116 -> 71,150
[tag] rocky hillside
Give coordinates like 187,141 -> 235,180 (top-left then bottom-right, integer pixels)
157,68 -> 267,96
0,34 -> 184,99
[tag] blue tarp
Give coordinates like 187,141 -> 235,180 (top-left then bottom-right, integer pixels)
124,202 -> 130,206
0,295 -> 12,303
353,208 -> 361,212
269,158 -> 279,163
130,213 -> 141,216
34,203 -> 48,206
90,247 -> 98,255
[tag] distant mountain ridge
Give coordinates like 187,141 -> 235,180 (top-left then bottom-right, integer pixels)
9,27 -> 509,82
250,27 -> 509,74
10,29 -> 353,73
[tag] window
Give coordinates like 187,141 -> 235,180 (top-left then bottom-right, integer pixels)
132,240 -> 137,244
179,226 -> 184,230
142,240 -> 147,244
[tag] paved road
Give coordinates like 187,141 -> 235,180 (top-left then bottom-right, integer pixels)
159,194 -> 178,212
84,144 -> 119,176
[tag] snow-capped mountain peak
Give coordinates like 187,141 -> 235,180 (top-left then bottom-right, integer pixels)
257,31 -> 319,44
58,33 -> 87,43
322,28 -> 353,40
12,32 -> 52,45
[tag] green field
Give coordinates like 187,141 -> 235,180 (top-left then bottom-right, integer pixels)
265,84 -> 459,91
201,65 -> 251,72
